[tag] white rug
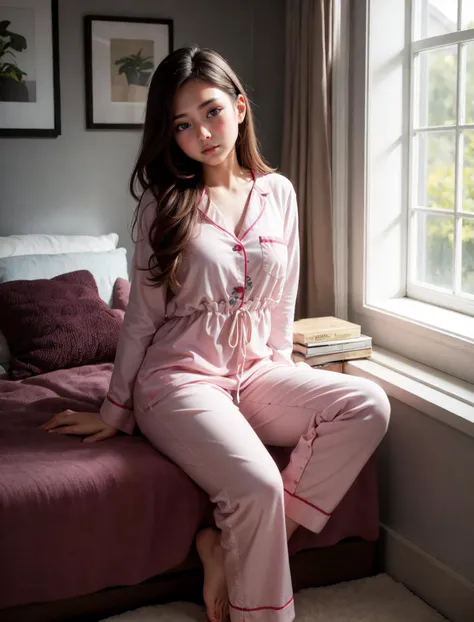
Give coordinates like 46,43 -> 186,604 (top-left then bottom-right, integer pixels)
101,573 -> 448,621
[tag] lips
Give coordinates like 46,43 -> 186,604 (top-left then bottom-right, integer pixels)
202,145 -> 219,154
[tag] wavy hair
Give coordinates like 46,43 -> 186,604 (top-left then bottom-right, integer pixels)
130,46 -> 275,290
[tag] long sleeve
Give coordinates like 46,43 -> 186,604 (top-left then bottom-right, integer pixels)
100,192 -> 166,434
267,184 -> 299,366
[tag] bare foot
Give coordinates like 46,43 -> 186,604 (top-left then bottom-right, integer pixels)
196,527 -> 230,622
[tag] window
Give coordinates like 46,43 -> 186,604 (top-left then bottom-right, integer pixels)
346,0 -> 474,384
408,0 -> 474,315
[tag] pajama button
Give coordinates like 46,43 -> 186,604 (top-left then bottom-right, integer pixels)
233,244 -> 243,252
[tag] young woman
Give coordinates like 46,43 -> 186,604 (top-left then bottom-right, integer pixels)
41,47 -> 390,622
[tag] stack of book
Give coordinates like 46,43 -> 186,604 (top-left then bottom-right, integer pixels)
292,316 -> 372,369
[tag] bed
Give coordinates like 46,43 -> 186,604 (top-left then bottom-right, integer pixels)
0,233 -> 381,619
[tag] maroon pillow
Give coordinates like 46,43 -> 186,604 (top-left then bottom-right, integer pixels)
0,270 -> 123,380
112,277 -> 131,311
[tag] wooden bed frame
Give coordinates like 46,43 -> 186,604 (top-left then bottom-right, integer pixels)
1,537 -> 380,622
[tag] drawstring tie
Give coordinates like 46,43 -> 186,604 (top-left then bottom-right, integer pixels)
228,307 -> 253,404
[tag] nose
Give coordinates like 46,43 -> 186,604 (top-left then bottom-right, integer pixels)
197,124 -> 211,140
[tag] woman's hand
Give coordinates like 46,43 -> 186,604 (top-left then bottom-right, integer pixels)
39,410 -> 119,443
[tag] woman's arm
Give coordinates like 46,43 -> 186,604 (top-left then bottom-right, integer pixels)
100,192 -> 166,434
267,184 -> 299,366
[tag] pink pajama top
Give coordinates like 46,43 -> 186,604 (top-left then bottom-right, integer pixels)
100,172 -> 302,434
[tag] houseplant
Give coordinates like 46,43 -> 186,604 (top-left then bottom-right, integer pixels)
114,48 -> 154,87
0,20 -> 28,102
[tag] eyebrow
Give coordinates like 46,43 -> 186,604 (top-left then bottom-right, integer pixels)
173,97 -> 220,121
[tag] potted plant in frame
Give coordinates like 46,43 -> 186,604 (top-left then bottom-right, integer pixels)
0,20 -> 28,102
114,48 -> 154,88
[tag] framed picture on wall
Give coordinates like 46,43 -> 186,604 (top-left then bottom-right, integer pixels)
84,15 -> 173,130
0,0 -> 61,137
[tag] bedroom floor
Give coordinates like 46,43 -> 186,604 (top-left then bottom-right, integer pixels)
101,573 -> 448,621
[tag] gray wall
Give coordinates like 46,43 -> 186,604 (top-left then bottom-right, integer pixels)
378,398 -> 474,583
0,0 -> 285,262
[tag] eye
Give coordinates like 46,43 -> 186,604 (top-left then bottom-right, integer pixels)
175,122 -> 190,132
208,107 -> 222,118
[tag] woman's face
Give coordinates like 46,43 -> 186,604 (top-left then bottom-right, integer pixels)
172,79 -> 245,165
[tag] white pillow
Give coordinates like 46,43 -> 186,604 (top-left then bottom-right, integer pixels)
0,233 -> 118,258
0,236 -> 124,372
0,248 -> 128,307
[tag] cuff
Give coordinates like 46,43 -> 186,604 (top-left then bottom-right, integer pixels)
100,395 -> 136,435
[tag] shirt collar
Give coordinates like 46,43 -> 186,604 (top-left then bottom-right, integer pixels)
196,170 -> 270,209
251,170 -> 271,196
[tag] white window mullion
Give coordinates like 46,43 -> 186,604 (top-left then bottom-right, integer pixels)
454,215 -> 463,294
412,205 -> 456,217
416,122 -> 474,132
413,27 -> 474,53
407,8 -> 418,288
453,41 -> 464,295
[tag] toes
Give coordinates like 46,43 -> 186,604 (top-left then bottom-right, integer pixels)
217,600 -> 223,622
213,599 -> 221,622
209,597 -> 229,622
206,604 -> 215,622
221,598 -> 229,622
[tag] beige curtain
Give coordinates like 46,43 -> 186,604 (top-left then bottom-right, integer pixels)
281,0 -> 335,320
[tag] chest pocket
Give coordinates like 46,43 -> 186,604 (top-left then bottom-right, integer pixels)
259,236 -> 288,279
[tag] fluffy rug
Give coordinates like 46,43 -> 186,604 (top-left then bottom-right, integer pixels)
101,573 -> 447,621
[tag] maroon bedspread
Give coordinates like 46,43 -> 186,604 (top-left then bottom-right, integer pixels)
0,364 -> 379,610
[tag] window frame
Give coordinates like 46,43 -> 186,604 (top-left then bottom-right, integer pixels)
344,0 -> 474,385
407,15 -> 474,316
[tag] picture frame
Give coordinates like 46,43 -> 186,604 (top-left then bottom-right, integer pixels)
84,15 -> 173,130
0,0 -> 61,137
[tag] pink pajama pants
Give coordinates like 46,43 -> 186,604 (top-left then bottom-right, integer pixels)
135,364 -> 390,621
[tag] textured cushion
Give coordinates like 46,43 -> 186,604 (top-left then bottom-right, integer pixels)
0,248 -> 128,307
112,277 -> 131,311
0,270 -> 122,380
0,233 -> 118,258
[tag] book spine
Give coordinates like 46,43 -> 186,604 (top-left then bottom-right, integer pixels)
302,335 -> 370,348
293,347 -> 372,366
295,337 -> 372,357
294,328 -> 360,344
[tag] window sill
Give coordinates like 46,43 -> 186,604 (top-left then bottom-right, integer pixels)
371,297 -> 474,343
344,347 -> 474,439
350,296 -> 474,384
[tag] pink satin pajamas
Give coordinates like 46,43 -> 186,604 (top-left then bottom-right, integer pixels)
99,172 -> 390,620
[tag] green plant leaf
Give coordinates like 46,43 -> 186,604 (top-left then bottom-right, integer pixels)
0,62 -> 26,78
0,21 -> 11,35
8,32 -> 27,52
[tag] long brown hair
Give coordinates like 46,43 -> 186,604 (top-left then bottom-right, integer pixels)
130,46 -> 275,290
